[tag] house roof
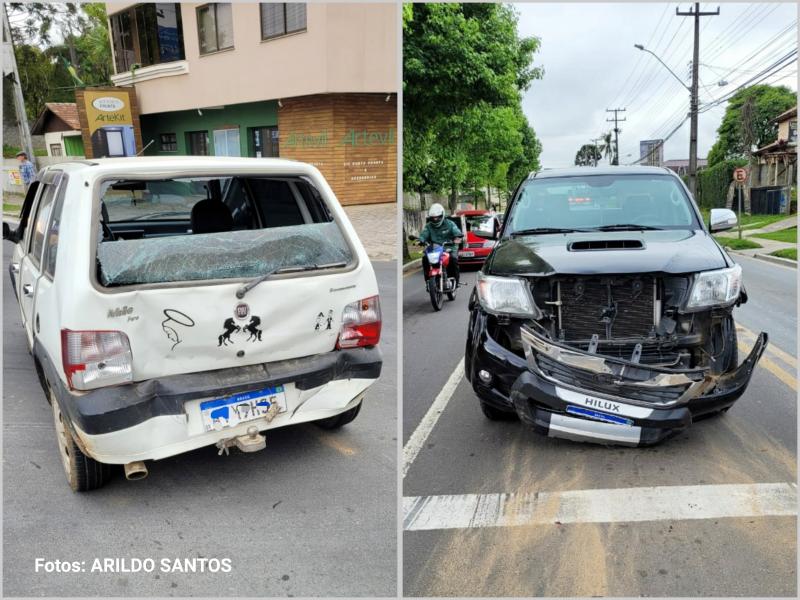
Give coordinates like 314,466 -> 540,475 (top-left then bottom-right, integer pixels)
774,106 -> 797,124
30,102 -> 81,134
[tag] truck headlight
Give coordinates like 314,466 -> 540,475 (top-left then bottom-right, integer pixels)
476,272 -> 540,318
686,264 -> 742,309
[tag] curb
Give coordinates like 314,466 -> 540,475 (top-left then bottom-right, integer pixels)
752,253 -> 797,268
729,249 -> 797,268
403,258 -> 422,273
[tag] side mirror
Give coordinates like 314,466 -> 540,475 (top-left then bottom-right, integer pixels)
709,208 -> 737,233
3,222 -> 13,241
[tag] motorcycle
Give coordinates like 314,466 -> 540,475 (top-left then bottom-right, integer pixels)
409,235 -> 461,311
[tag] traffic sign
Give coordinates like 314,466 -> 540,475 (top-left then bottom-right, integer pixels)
733,167 -> 747,183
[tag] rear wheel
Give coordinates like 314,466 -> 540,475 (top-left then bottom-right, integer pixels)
315,401 -> 362,429
429,277 -> 444,311
51,391 -> 112,492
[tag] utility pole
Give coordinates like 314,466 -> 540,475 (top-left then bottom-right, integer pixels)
677,2 -> 719,199
605,108 -> 626,166
2,4 -> 36,169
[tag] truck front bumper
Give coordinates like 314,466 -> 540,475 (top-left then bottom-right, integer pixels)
467,316 -> 767,446
38,343 -> 382,463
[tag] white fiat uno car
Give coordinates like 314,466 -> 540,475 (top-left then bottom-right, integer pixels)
4,157 -> 382,491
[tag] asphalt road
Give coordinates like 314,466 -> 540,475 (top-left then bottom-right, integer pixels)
403,256 -> 797,597
3,249 -> 397,598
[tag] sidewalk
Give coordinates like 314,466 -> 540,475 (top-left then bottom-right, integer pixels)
343,202 -> 397,261
715,214 -> 796,263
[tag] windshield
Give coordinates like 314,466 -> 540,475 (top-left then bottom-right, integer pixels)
465,215 -> 494,234
96,175 -> 352,287
507,174 -> 699,234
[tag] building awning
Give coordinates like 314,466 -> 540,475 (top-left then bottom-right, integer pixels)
753,139 -> 797,157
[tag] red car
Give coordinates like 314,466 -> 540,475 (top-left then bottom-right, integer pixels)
454,209 -> 502,266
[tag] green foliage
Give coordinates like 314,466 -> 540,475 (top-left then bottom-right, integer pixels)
3,144 -> 46,158
696,158 -> 748,209
707,84 -> 797,166
574,144 -> 601,166
770,247 -> 797,260
712,236 -> 762,250
8,3 -> 112,120
752,227 -> 797,244
403,3 -> 543,200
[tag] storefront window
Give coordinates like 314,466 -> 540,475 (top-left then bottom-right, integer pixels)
187,131 -> 209,155
251,126 -> 279,157
197,3 -> 234,54
789,120 -> 797,143
160,133 -> 178,152
213,128 -> 241,157
261,3 -> 306,40
110,3 -> 185,73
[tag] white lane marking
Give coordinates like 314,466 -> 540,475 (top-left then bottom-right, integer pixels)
402,358 -> 464,478
403,482 -> 797,531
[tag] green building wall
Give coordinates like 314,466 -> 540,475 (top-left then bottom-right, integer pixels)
140,100 -> 278,157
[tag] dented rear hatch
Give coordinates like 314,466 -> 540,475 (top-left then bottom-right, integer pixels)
77,164 -> 378,382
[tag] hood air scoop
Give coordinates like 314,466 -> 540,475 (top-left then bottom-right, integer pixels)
568,239 -> 645,251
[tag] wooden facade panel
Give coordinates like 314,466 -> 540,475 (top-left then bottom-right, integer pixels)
278,93 -> 396,205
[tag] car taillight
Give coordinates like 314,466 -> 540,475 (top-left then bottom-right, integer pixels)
61,329 -> 133,390
336,296 -> 381,349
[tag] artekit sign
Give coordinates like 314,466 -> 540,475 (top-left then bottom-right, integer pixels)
84,90 -> 134,135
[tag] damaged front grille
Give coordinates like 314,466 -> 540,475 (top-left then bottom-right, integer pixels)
535,353 -> 690,404
558,276 -> 656,341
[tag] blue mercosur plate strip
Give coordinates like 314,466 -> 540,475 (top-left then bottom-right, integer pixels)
565,405 -> 634,427
200,385 -> 285,410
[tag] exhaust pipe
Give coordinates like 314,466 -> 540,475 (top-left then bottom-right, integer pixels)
124,461 -> 148,481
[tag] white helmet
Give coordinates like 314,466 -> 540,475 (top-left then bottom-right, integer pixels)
428,203 -> 445,225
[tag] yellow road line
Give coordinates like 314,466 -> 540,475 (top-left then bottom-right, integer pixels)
738,340 -> 797,391
736,323 -> 797,369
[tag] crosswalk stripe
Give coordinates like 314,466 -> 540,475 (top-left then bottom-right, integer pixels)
404,482 -> 797,531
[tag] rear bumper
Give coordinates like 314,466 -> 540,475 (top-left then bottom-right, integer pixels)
37,343 -> 382,462
466,313 -> 767,446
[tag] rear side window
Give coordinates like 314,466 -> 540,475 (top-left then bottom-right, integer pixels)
96,175 -> 353,287
43,176 -> 68,278
28,182 -> 58,268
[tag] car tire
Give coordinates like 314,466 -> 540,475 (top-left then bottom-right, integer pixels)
479,400 -> 518,421
314,401 -> 362,430
50,391 -> 113,492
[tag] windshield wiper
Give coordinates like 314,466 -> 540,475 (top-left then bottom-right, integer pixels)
592,224 -> 664,231
236,261 -> 348,299
510,227 -> 591,236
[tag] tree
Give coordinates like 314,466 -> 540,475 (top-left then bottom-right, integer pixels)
575,144 -> 601,166
707,84 -> 797,166
403,3 -> 544,202
599,131 -> 614,164
7,3 -> 112,119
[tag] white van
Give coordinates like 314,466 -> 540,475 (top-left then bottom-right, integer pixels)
4,157 -> 382,491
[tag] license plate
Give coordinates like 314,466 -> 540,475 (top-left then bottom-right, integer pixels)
200,386 -> 287,432
565,405 -> 633,427
460,251 -> 475,257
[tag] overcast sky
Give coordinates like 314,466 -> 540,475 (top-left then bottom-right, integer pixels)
515,2 -> 798,168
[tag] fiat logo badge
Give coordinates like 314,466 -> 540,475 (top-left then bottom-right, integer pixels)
234,302 -> 250,320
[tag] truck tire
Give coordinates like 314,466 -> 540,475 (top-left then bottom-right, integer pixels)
479,400 -> 518,421
314,401 -> 362,430
50,391 -> 113,492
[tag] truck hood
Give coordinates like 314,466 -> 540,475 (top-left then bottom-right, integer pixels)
487,229 -> 730,276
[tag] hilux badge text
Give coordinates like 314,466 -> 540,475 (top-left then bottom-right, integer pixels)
583,397 -> 621,413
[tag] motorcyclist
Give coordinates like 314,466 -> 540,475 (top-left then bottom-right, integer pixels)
419,203 -> 462,286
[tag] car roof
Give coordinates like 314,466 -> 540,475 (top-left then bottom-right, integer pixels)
42,156 -> 306,176
455,209 -> 492,216
528,165 -> 676,179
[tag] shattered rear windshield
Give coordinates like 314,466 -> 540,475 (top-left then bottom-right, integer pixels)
96,175 -> 353,286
